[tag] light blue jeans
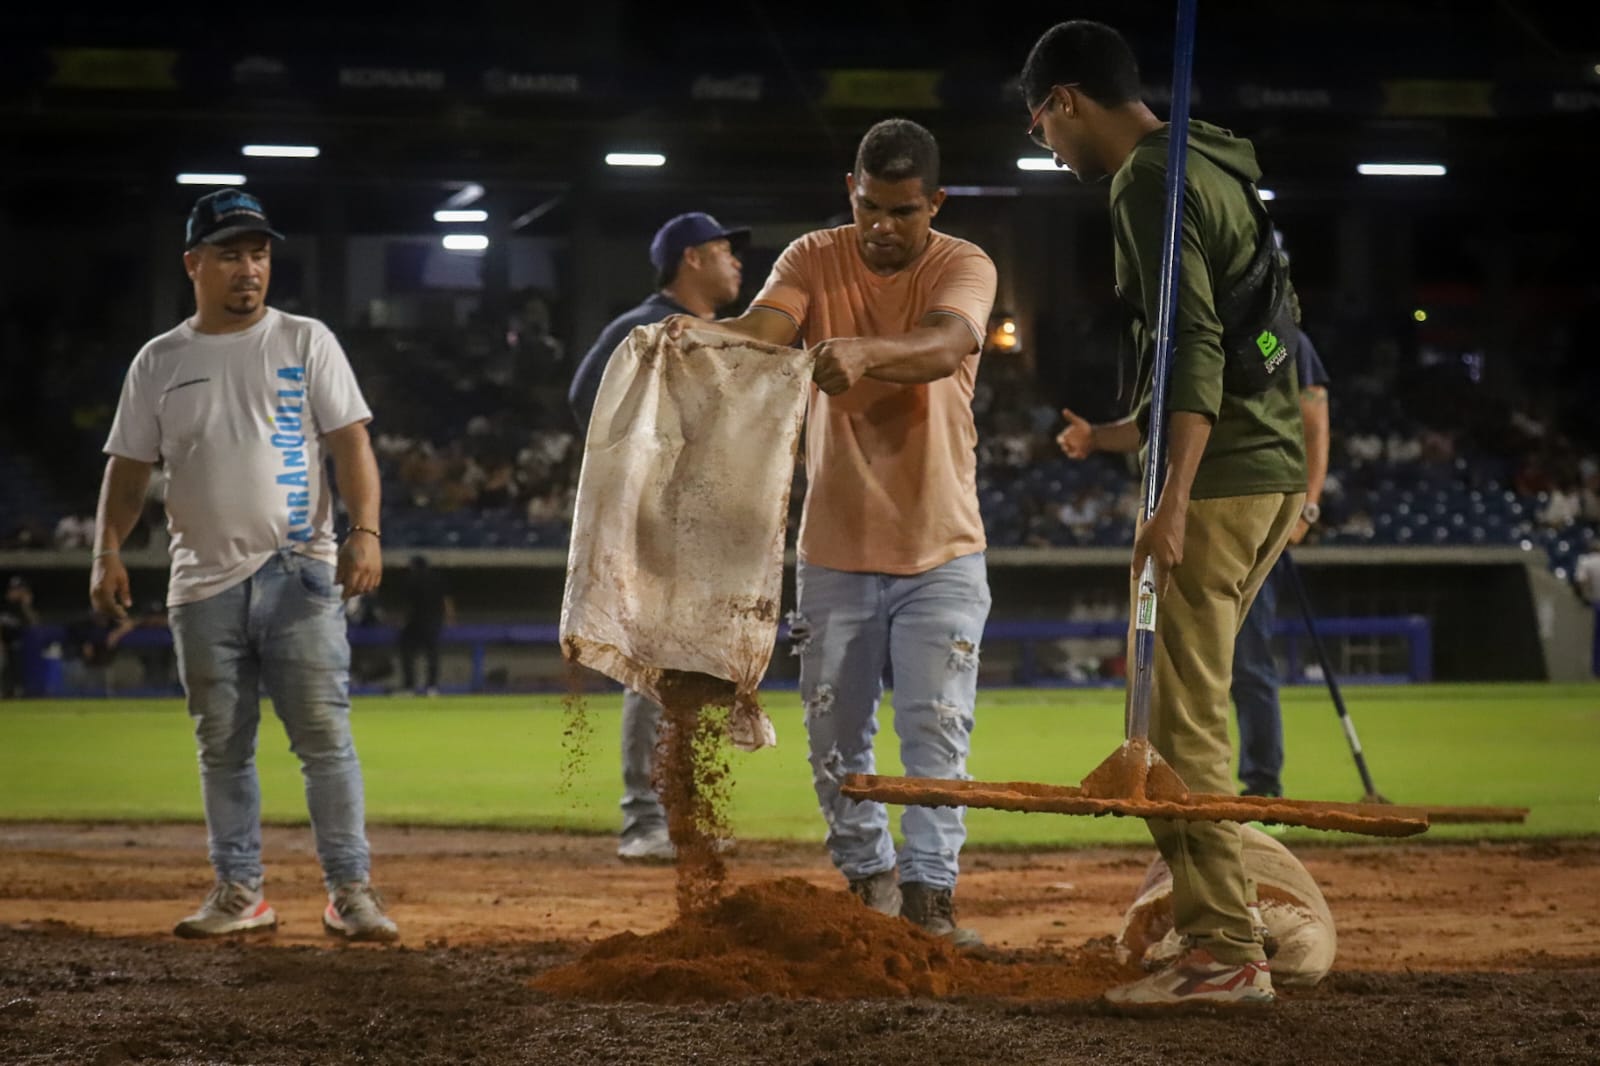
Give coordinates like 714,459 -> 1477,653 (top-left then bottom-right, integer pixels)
620,689 -> 666,841
169,550 -> 371,888
795,553 -> 991,891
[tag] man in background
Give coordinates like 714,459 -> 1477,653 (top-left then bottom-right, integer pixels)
568,211 -> 749,862
398,554 -> 455,696
1,576 -> 40,698
1231,320 -> 1330,800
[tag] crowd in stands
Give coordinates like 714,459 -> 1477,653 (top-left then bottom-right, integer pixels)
5,295 -> 1599,598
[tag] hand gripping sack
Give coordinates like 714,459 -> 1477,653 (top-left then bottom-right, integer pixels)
560,324 -> 813,751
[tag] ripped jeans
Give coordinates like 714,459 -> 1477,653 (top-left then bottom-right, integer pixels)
793,553 -> 990,891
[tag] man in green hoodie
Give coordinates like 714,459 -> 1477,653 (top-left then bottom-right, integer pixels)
1021,20 -> 1306,1008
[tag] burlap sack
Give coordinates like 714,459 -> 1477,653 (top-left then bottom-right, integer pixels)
1115,825 -> 1338,987
560,324 -> 812,751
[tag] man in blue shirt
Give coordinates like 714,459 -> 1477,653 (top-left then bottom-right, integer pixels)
567,211 -> 748,861
1231,325 -> 1330,799
568,212 -> 749,430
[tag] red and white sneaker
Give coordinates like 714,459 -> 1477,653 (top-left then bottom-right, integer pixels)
173,881 -> 277,938
1105,946 -> 1275,1008
322,881 -> 399,942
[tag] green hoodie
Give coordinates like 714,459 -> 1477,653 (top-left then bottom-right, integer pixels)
1111,119 -> 1306,500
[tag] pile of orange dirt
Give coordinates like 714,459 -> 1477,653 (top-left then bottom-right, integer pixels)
532,877 -> 1140,1004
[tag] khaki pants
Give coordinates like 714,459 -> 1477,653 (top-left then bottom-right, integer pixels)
1131,491 -> 1302,964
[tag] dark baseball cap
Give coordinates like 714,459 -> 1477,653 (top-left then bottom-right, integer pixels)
185,188 -> 285,250
649,212 -> 750,272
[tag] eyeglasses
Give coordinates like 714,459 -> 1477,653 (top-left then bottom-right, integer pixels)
1025,84 -> 1079,151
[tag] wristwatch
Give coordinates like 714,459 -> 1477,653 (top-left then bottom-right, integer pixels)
1301,501 -> 1321,525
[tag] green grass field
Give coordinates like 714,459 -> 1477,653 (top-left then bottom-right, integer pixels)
0,684 -> 1594,845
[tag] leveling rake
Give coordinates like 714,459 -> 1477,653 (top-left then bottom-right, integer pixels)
844,0 -> 1519,838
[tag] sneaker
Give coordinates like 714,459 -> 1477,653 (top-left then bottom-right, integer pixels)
900,882 -> 982,948
617,827 -> 677,863
847,869 -> 902,917
173,881 -> 277,938
322,881 -> 399,942
1106,946 -> 1274,1008
1143,906 -> 1271,970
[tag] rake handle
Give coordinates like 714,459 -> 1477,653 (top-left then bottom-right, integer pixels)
1280,551 -> 1383,799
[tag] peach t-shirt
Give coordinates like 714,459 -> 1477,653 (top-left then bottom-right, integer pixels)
751,225 -> 998,575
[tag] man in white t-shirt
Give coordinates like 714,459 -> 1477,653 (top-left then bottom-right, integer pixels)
90,189 -> 397,941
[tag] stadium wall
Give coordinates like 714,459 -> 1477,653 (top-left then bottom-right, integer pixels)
4,546 -> 1583,687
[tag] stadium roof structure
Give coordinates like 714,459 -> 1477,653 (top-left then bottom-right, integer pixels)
2,1 -> 1596,231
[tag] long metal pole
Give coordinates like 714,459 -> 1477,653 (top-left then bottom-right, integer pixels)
1127,0 -> 1200,742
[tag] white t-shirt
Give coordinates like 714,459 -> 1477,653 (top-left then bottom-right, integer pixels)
104,308 -> 372,606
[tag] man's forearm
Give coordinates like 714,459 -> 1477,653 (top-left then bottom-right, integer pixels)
1091,418 -> 1143,455
329,427 -> 382,530
1157,412 -> 1214,513
94,458 -> 152,553
1301,387 -> 1330,504
705,307 -> 799,347
859,321 -> 973,385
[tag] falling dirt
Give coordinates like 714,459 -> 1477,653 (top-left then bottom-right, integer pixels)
532,876 -> 1140,1004
558,657 -> 593,797
655,670 -> 739,916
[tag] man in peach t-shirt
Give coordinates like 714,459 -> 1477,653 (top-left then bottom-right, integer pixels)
668,118 -> 998,945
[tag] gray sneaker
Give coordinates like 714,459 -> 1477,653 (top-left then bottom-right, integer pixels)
901,882 -> 982,948
848,869 -> 902,917
617,827 -> 677,863
322,881 -> 399,942
174,880 -> 277,939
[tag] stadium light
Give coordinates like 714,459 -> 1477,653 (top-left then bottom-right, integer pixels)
177,173 -> 247,185
605,152 -> 667,167
1357,163 -> 1447,177
434,209 -> 489,223
442,234 -> 489,252
1016,157 -> 1060,171
945,185 -> 1021,197
241,145 -> 320,158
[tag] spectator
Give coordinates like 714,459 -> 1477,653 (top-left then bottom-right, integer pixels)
63,609 -> 134,693
1575,551 -> 1600,605
1,576 -> 41,698
1057,488 -> 1105,535
1540,482 -> 1581,529
475,459 -> 520,511
54,511 -> 95,550
121,600 -> 173,689
398,555 -> 454,696
1579,469 -> 1600,525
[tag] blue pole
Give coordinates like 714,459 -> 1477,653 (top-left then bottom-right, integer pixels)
1127,0 -> 1199,742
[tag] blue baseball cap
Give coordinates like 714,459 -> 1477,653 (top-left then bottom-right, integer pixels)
649,212 -> 750,272
185,188 -> 285,250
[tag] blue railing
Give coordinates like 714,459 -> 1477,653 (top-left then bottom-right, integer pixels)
17,614 -> 1432,696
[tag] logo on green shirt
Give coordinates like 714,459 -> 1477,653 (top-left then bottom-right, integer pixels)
1255,329 -> 1290,373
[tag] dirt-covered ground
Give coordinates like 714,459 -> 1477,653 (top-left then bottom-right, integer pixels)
1,824 -> 1596,1065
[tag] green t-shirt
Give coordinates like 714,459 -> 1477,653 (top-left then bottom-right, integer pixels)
1111,120 -> 1306,500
